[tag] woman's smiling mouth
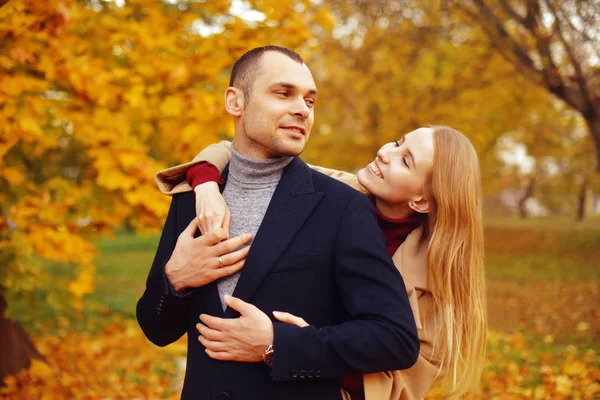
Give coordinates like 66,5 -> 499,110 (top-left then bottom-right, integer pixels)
368,160 -> 383,179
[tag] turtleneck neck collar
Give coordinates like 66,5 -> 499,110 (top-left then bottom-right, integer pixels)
228,144 -> 294,188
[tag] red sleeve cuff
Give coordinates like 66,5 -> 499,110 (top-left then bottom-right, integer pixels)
186,162 -> 224,189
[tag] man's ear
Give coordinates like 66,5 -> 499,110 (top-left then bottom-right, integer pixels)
408,196 -> 430,214
225,87 -> 244,117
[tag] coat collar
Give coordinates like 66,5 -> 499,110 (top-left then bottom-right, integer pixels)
391,225 -> 429,292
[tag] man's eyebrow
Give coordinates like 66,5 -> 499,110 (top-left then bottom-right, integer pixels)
270,82 -> 318,96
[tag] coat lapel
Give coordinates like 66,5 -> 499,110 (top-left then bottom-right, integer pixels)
224,157 -> 323,317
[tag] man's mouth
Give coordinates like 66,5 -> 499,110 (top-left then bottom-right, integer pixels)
280,126 -> 306,135
368,160 -> 383,179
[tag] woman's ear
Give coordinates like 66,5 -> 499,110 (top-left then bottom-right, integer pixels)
408,196 -> 430,214
225,87 -> 244,116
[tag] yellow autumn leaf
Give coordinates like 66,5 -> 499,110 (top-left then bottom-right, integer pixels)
563,360 -> 588,377
18,115 -> 43,136
3,167 -> 26,186
576,321 -> 589,332
160,95 -> 184,117
554,375 -> 573,395
29,359 -> 53,379
312,7 -> 336,31
68,269 -> 95,298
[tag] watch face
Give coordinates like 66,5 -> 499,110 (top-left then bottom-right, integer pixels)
264,350 -> 274,367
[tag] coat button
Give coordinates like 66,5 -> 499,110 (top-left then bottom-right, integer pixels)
299,370 -> 306,378
215,392 -> 229,400
307,370 -> 314,378
315,370 -> 322,378
291,369 -> 299,378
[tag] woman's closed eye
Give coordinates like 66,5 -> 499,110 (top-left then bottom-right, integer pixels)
394,141 -> 410,168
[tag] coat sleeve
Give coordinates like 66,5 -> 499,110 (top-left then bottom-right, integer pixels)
154,140 -> 233,195
136,194 -> 190,347
363,289 -> 441,400
271,194 -> 420,381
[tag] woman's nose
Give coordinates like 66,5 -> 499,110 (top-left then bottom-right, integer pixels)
376,149 -> 390,164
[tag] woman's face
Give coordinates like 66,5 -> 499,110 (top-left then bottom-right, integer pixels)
357,128 -> 435,217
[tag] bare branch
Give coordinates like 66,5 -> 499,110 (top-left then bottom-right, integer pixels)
465,0 -> 540,81
497,0 -> 526,24
543,0 -> 593,111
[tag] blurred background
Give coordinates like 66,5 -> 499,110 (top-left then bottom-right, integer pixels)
0,0 -> 598,398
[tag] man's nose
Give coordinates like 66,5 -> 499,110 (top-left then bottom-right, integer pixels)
290,98 -> 310,119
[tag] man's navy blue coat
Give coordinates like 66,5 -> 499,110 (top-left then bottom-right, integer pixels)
137,157 -> 419,400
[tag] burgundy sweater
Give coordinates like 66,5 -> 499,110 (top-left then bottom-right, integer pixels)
187,163 -> 423,399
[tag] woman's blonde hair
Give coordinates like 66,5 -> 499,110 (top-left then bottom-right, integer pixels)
425,126 -> 487,399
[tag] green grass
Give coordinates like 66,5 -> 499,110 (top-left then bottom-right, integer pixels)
12,220 -> 600,335
92,232 -> 160,318
485,253 -> 600,281
10,233 -> 160,334
483,221 -> 600,282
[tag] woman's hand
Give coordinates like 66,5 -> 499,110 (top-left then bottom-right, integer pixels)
272,311 -> 309,328
194,182 -> 231,236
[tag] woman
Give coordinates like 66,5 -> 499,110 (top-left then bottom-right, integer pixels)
155,126 -> 487,400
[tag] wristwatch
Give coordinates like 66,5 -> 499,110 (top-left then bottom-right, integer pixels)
262,344 -> 274,367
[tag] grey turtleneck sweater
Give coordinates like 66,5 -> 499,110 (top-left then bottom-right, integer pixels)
218,146 -> 293,310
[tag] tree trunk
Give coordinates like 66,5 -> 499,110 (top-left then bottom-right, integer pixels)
586,113 -> 600,173
0,294 -> 44,386
577,176 -> 592,221
518,172 -> 537,218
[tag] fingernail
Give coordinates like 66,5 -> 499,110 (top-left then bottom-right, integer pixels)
273,311 -> 282,317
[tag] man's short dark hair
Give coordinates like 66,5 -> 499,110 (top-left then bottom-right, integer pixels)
229,46 -> 305,103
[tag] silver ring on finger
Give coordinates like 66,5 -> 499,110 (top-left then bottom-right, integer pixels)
218,256 -> 224,268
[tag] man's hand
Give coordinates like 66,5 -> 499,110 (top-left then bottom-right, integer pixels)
165,221 -> 252,292
194,182 -> 231,236
197,295 -> 274,362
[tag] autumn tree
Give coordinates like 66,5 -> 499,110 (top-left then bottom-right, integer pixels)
0,0 -> 334,382
304,0 -> 560,197
452,0 -> 600,171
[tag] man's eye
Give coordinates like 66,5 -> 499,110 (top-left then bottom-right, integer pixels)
403,157 -> 409,168
276,91 -> 289,97
305,99 -> 315,107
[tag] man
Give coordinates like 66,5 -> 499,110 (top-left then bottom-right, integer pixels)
137,46 -> 419,400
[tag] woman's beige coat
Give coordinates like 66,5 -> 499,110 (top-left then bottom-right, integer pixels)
155,142 -> 442,400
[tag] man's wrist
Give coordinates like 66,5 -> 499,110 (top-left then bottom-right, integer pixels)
165,259 -> 186,293
262,344 -> 274,367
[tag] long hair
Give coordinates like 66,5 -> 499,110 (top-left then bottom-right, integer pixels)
425,126 -> 487,399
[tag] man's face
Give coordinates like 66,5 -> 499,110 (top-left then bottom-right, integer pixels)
236,52 -> 318,159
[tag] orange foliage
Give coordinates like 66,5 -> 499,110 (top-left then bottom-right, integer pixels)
0,0 -> 334,317
1,324 -> 597,399
0,320 -> 187,399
